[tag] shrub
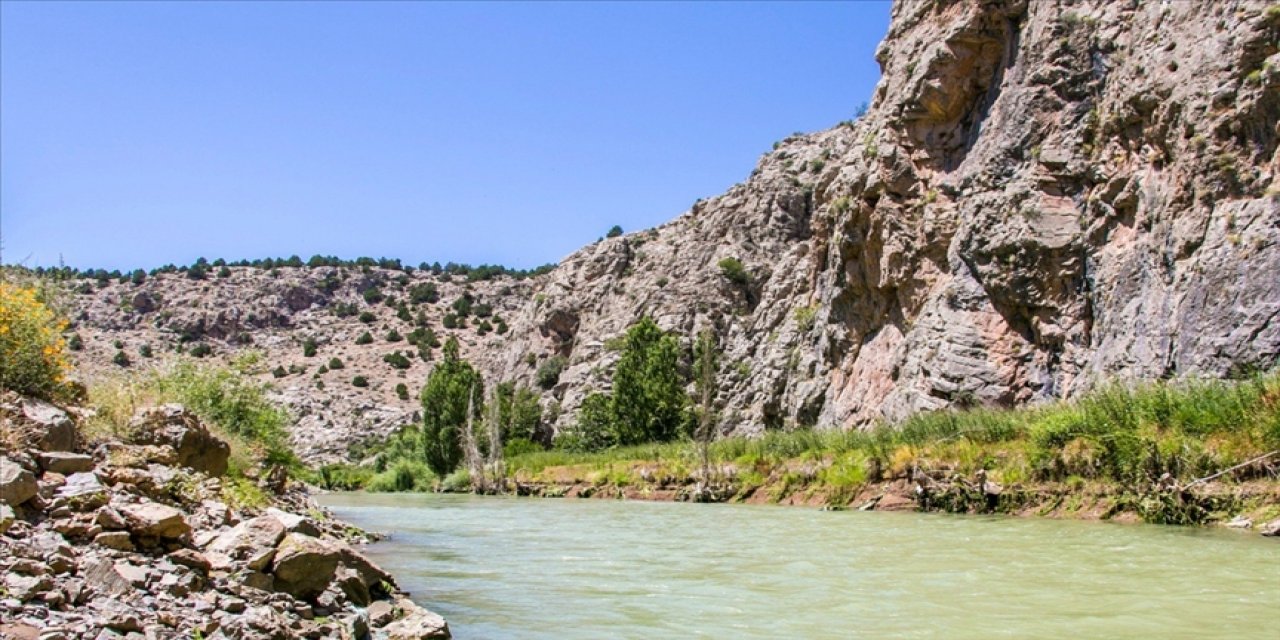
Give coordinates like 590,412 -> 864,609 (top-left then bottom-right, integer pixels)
606,225 -> 623,238
113,350 -> 131,367
317,365 -> 328,375
395,383 -> 409,400
189,343 -> 212,358
352,376 -> 369,388
410,283 -> 439,304
495,320 -> 509,334
217,266 -> 232,278
476,320 -> 492,335
718,257 -> 750,286
396,303 -> 412,323
608,317 -> 688,444
272,366 -> 287,378
328,357 -> 345,370
451,296 -> 473,317
442,313 -> 459,329
356,331 -> 373,345
536,356 -> 566,390
67,333 -> 84,351
386,330 -> 403,343
473,303 -> 493,318
358,311 -> 376,324
383,352 -> 412,369
113,339 -> 125,349
139,344 -> 153,358
302,338 -> 317,357
366,459 -> 433,492
362,287 -> 384,304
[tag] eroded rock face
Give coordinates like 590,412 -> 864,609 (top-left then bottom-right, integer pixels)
63,1 -> 1280,450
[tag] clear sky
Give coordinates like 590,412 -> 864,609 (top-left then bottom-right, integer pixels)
1,1 -> 891,272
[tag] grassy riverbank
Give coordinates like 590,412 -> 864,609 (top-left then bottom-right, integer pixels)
498,373 -> 1280,525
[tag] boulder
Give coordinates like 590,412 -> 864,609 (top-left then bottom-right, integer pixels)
207,515 -> 287,571
118,502 -> 190,539
1262,518 -> 1280,537
368,600 -> 397,628
382,600 -> 451,639
271,533 -> 340,600
94,531 -> 136,551
0,456 -> 38,506
19,398 -> 76,451
37,452 -> 94,474
168,548 -> 212,573
57,472 -> 107,502
127,405 -> 230,477
264,508 -> 321,536
0,504 -> 14,533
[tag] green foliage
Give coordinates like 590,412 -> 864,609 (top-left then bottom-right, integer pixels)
442,313 -> 459,329
494,382 -> 543,442
536,356 -> 566,389
476,319 -> 492,335
366,459 -> 434,492
358,311 -> 376,324
189,343 -> 212,358
419,337 -> 484,476
217,266 -> 232,279
362,287 -> 384,304
355,331 -> 373,345
609,318 -> 688,445
302,338 -> 317,357
409,282 -> 439,304
314,464 -> 374,491
328,357 -> 345,370
68,333 -> 84,351
386,329 -> 403,342
272,366 -> 287,378
113,350 -> 131,367
383,352 -> 412,370
352,376 -> 369,387
147,361 -> 296,466
451,295 -> 473,317
395,383 -> 410,400
396,303 -> 412,323
139,344 -> 153,358
606,225 -> 623,238
717,257 -> 750,286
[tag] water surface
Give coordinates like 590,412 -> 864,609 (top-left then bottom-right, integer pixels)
320,493 -> 1279,639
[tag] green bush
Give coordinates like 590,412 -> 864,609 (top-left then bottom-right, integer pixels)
536,356 -> 566,390
362,287 -> 384,304
386,329 -> 403,343
442,314 -> 459,329
717,257 -> 750,286
68,333 -> 85,352
328,357 -> 345,370
272,366 -> 287,378
139,344 -> 153,358
383,352 -> 412,370
356,331 -> 373,345
352,376 -> 369,387
366,458 -> 434,492
395,383 -> 409,400
606,225 -> 623,238
189,343 -> 212,358
302,338 -> 317,357
358,311 -> 376,324
113,350 -> 131,367
410,283 -> 439,304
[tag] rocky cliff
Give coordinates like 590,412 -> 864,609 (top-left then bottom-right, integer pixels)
66,0 -> 1280,453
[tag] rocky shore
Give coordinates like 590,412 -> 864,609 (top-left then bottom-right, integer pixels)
0,394 -> 450,640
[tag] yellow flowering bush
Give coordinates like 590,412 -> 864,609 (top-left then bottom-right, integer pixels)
0,283 -> 73,401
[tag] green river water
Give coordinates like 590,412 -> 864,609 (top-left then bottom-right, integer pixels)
319,493 -> 1278,639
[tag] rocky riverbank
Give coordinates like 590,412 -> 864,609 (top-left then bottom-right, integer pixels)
0,393 -> 450,640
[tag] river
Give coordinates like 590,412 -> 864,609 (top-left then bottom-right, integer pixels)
319,493 -> 1279,639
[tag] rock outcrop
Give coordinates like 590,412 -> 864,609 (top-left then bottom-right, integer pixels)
63,0 -> 1280,451
0,396 -> 451,639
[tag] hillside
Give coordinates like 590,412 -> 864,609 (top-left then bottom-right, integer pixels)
64,0 -> 1280,461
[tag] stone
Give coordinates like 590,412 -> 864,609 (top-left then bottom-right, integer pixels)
270,533 -> 340,600
79,557 -> 134,597
94,531 -> 135,551
167,548 -> 211,573
381,600 -> 450,640
0,504 -> 14,533
367,600 -> 397,628
118,502 -> 190,539
1,456 -> 39,506
20,398 -> 77,451
95,506 -> 128,530
1225,515 -> 1253,529
126,405 -> 230,477
207,515 -> 286,571
264,508 -> 320,537
3,573 -> 52,602
57,472 -> 107,502
1262,518 -> 1280,537
36,452 -> 94,475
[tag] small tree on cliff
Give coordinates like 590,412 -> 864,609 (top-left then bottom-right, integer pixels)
420,336 -> 484,476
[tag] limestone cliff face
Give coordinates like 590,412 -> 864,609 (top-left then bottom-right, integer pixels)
68,0 -> 1280,452
497,0 -> 1280,435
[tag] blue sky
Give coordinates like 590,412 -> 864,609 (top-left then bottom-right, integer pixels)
1,1 -> 890,271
